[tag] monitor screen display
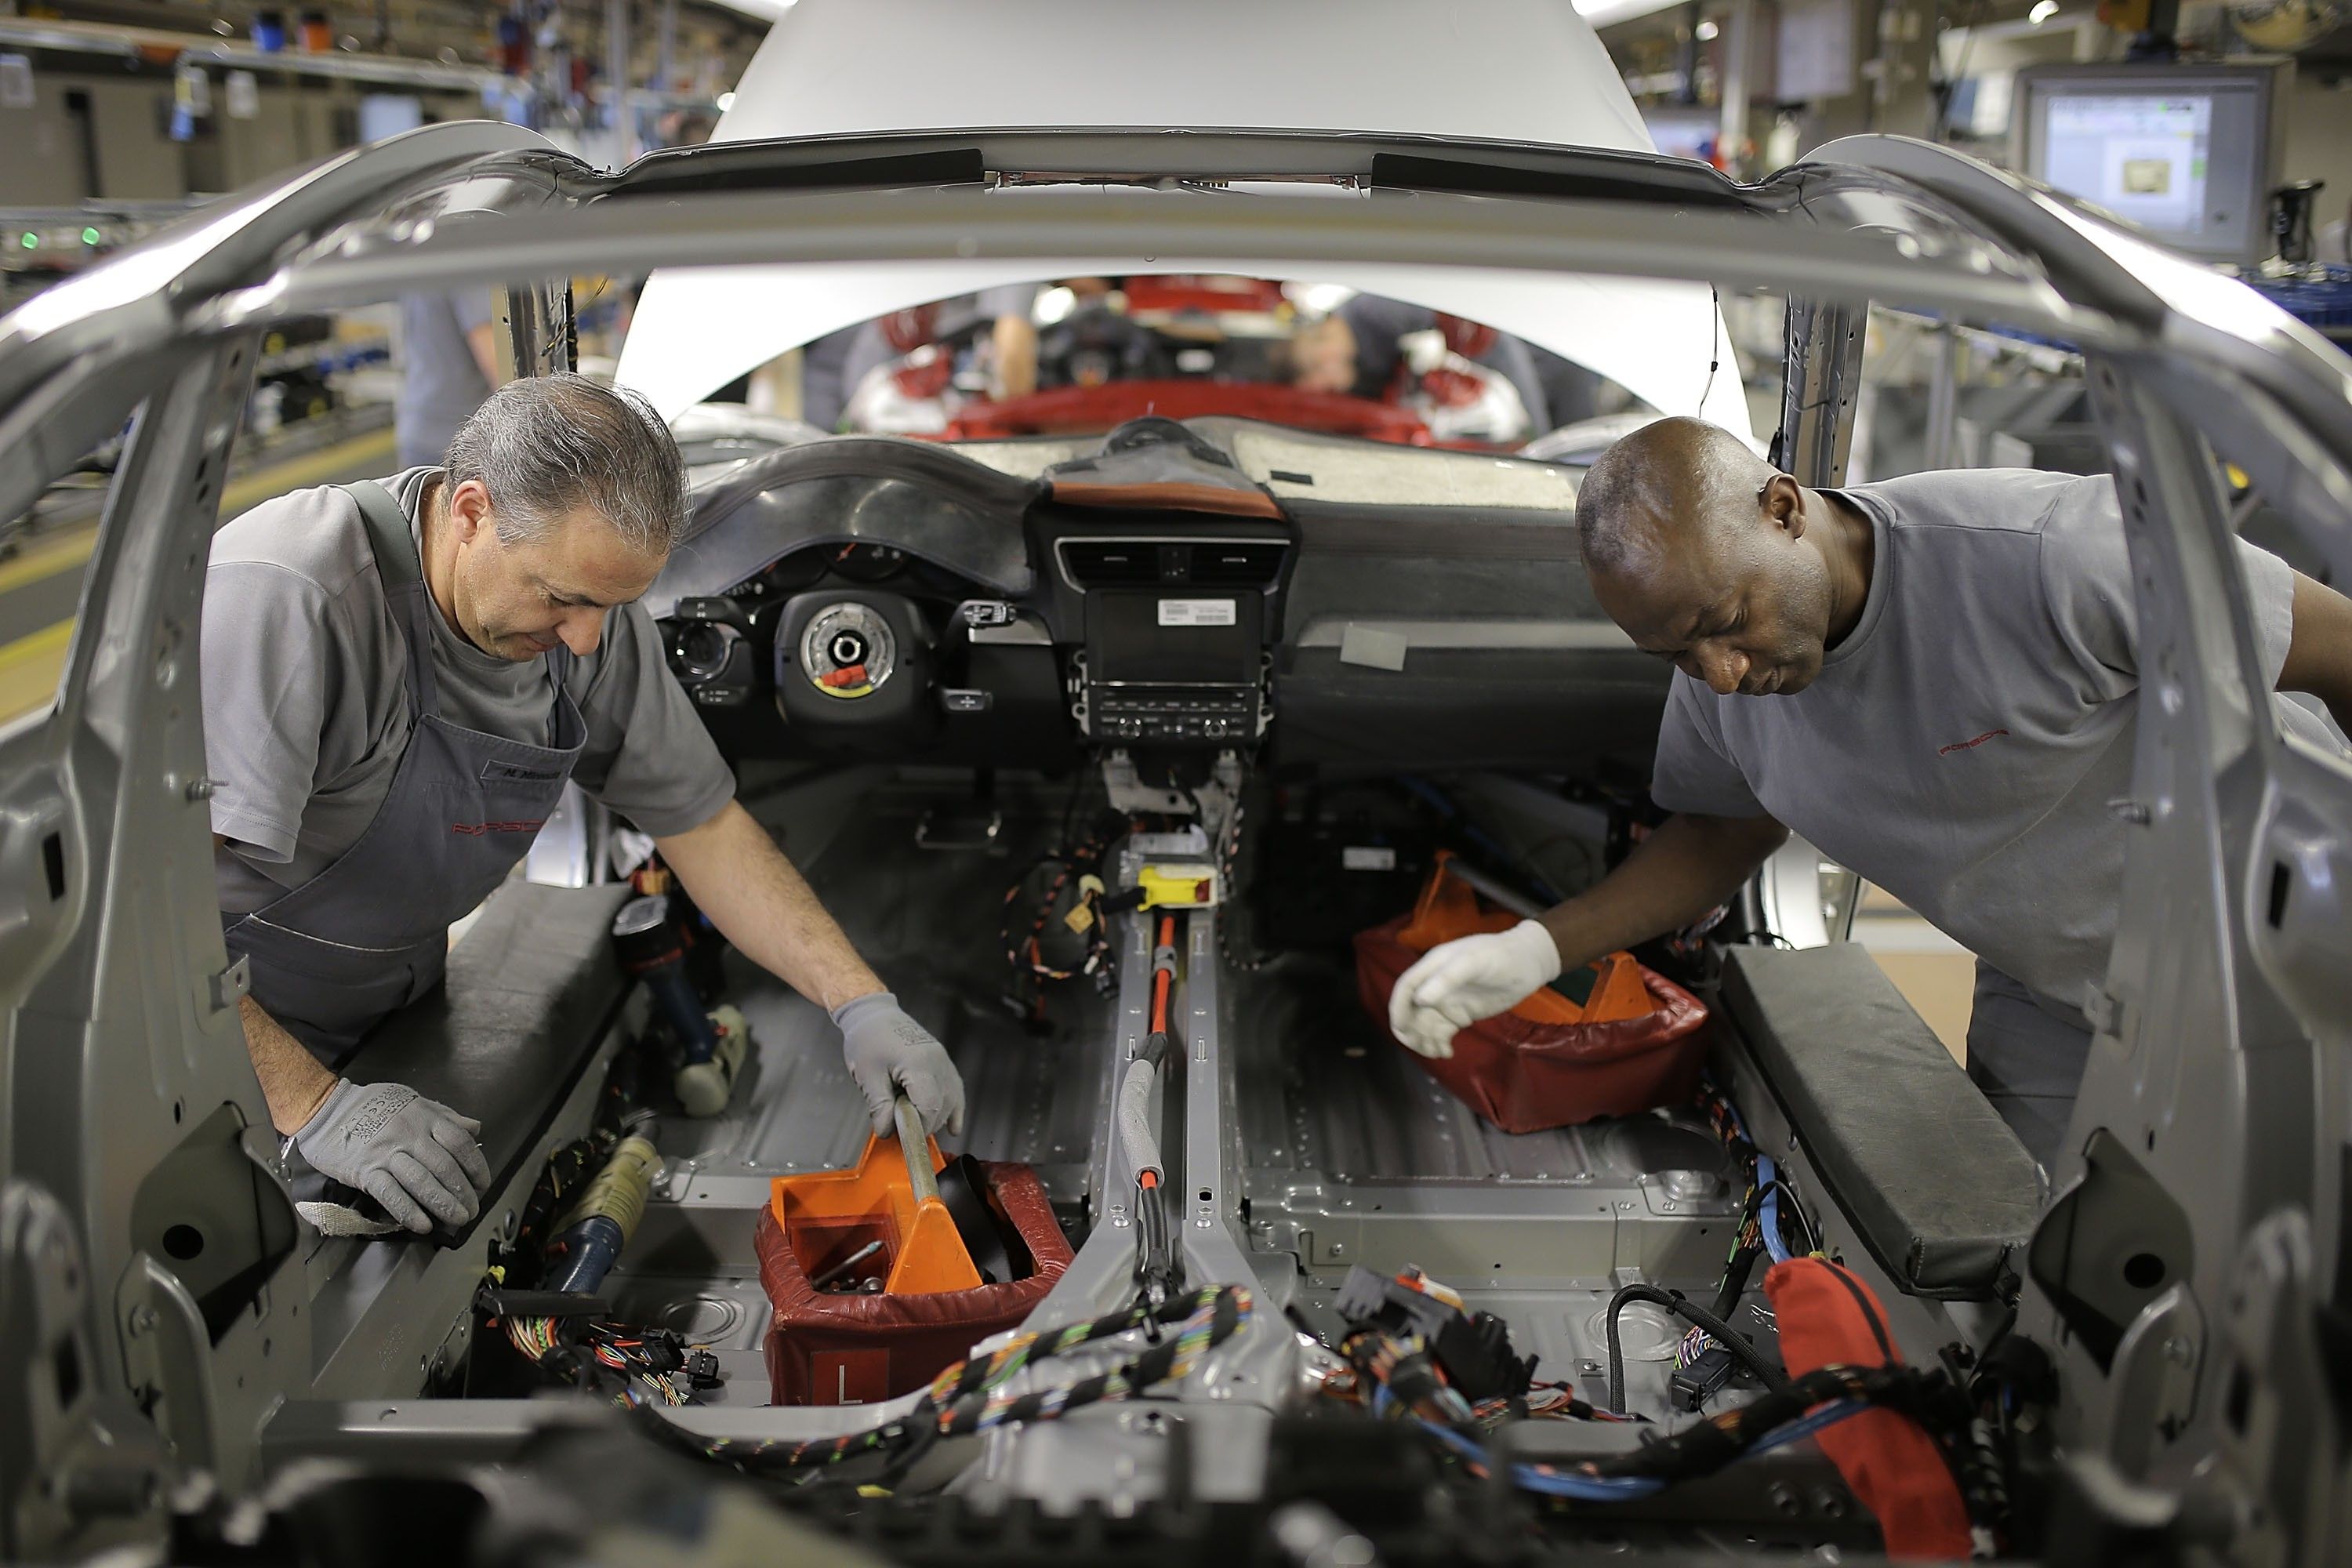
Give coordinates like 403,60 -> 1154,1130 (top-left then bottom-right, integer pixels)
2016,65 -> 2279,267
1087,591 -> 1263,686
2043,93 -> 2213,239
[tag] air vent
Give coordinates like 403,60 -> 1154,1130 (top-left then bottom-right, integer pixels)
1062,542 -> 1160,588
1188,542 -> 1286,588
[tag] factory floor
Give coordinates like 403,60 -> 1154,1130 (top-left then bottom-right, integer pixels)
0,414 -> 396,725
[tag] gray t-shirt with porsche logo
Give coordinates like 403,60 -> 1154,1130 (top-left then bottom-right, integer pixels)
204,467 -> 735,916
1650,466 -> 2339,1024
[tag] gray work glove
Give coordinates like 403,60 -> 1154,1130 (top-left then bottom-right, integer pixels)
834,991 -> 966,1139
294,1080 -> 492,1235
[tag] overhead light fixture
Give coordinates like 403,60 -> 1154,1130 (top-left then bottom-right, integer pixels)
1696,18 -> 1720,38
715,91 -> 735,111
1572,0 -> 1688,24
2029,1 -> 2059,21
699,0 -> 797,19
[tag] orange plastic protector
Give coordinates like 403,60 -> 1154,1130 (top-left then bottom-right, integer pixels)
1395,853 -> 1653,1026
1357,915 -> 1711,1132
1762,1258 -> 1974,1560
768,1127 -> 980,1294
758,1156 -> 1074,1406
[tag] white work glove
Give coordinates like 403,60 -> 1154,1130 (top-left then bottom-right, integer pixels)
835,991 -> 967,1139
294,1080 -> 491,1235
1388,920 -> 1563,1060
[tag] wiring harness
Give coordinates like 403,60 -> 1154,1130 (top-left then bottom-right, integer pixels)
1364,1345 -> 1957,1506
501,1315 -> 720,1409
628,1283 -> 1252,1478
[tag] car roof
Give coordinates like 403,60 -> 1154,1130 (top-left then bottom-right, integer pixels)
614,0 -> 1759,436
712,0 -> 1652,149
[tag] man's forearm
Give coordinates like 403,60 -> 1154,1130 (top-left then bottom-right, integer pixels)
2279,571 -> 2352,735
1537,812 -> 1788,970
657,800 -> 885,1011
238,994 -> 338,1135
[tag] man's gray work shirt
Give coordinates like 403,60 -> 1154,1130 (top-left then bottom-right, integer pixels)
397,289 -> 495,469
204,467 -> 737,915
1650,467 -> 2338,1025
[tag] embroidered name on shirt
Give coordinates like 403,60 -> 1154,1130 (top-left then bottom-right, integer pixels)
1937,728 -> 2009,756
452,818 -> 547,835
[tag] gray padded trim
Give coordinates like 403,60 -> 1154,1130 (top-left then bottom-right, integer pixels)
1722,943 -> 2038,1301
345,881 -> 634,1224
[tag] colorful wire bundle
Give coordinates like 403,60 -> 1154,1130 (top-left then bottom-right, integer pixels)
631,1285 -> 1252,1475
503,1315 -> 702,1409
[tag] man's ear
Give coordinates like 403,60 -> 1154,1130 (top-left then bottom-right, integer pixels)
446,477 -> 494,544
1762,474 -> 1805,537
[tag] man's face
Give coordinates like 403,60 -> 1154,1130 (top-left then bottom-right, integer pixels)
445,482 -> 666,662
1589,484 -> 1835,698
1291,316 -> 1357,396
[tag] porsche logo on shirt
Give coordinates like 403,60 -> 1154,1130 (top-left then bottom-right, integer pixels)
1937,728 -> 2010,757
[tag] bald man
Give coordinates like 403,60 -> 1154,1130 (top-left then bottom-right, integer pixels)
1389,417 -> 2352,1167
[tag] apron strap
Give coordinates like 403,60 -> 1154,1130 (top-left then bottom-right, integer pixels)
343,479 -> 442,718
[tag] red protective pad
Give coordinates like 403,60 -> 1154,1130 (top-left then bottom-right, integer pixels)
1354,915 -> 1711,1134
1763,1258 -> 1973,1560
757,1160 -> 1073,1406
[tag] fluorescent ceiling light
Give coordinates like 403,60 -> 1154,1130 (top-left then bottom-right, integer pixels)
2028,0 -> 2059,20
1573,0 -> 1689,27
699,0 -> 797,20
1696,18 -> 1719,39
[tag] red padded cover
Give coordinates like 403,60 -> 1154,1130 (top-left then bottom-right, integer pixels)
757,1160 -> 1073,1406
1764,1258 -> 1973,1560
1354,915 -> 1711,1134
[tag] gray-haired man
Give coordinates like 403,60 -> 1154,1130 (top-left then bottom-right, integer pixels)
204,374 -> 964,1233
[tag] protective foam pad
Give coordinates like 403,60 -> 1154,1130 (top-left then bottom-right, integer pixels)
1722,943 -> 2038,1301
341,880 -> 635,1229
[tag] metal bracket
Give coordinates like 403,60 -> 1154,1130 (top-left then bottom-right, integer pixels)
207,953 -> 250,1014
1102,752 -> 1192,815
2100,1283 -> 2205,1478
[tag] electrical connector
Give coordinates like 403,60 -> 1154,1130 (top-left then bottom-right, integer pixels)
1669,1341 -> 1738,1412
685,1349 -> 723,1389
1334,1264 -> 1536,1402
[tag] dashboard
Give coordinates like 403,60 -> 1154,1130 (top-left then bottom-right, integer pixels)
650,418 -> 1671,780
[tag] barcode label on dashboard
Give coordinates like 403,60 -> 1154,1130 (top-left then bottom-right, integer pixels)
1158,598 -> 1238,627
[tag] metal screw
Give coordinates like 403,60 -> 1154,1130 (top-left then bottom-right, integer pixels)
2163,1337 -> 2194,1367
127,1306 -> 158,1336
1577,1359 -> 1603,1376
183,776 -> 216,802
1328,1243 -> 1345,1258
2107,797 -> 2153,826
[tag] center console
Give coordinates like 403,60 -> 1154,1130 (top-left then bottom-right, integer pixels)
1062,537 -> 1286,748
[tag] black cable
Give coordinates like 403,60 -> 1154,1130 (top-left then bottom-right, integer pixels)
1605,1283 -> 1792,1414
1711,1243 -> 1763,1322
1700,283 -> 1722,416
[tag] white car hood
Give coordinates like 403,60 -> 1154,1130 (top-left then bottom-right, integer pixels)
619,0 -> 1751,441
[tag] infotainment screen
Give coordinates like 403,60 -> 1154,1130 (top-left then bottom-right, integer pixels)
1087,591 -> 1264,685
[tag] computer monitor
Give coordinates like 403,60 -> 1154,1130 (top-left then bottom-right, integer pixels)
2013,60 -> 2290,268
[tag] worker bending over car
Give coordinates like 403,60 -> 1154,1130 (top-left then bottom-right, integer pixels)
204,373 -> 964,1234
1392,417 -> 2352,1168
